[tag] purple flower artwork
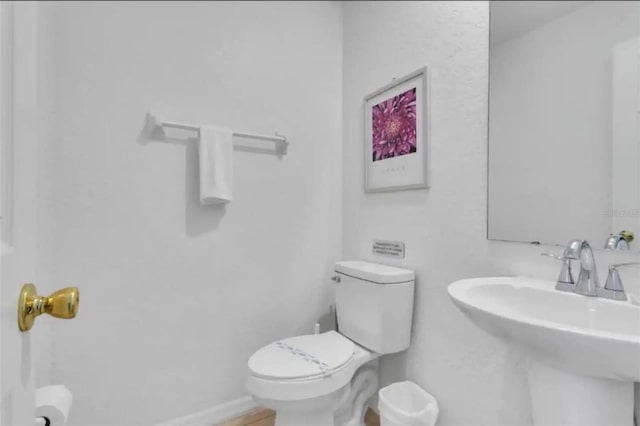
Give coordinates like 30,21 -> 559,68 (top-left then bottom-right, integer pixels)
371,88 -> 417,162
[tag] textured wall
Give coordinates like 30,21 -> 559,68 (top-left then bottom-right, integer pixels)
43,2 -> 343,425
343,2 -> 640,425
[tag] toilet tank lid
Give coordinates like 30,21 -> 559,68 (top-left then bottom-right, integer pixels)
335,260 -> 415,284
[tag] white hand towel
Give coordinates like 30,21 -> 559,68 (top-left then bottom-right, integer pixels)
198,126 -> 234,205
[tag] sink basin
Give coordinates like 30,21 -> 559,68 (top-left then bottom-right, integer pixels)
448,276 -> 640,381
448,276 -> 640,426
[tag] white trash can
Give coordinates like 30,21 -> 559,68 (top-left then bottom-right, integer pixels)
378,381 -> 439,426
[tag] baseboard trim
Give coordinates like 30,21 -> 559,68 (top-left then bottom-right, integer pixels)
154,396 -> 258,426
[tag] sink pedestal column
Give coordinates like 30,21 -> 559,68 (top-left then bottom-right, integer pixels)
527,358 -> 634,426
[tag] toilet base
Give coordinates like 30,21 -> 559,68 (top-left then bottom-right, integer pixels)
260,362 -> 379,426
265,386 -> 346,426
335,364 -> 378,426
275,408 -> 336,426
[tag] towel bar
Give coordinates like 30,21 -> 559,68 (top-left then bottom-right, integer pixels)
146,112 -> 289,154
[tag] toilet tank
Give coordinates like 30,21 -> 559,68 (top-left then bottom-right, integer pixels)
334,260 -> 415,354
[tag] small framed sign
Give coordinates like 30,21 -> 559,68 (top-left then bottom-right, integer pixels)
373,240 -> 405,259
364,67 -> 430,192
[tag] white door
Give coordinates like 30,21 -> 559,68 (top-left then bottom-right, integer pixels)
1,2 -> 40,425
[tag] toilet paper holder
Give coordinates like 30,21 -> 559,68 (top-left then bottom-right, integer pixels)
18,284 -> 80,332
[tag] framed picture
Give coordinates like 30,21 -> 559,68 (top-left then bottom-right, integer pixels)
364,67 -> 430,192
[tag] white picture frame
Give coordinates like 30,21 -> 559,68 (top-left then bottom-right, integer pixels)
364,67 -> 430,192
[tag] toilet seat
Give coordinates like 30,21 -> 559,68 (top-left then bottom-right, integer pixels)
249,331 -> 355,381
246,331 -> 376,401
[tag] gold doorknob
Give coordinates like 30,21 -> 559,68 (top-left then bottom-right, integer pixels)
18,283 -> 79,332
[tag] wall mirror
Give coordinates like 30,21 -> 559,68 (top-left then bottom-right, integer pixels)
488,1 -> 640,251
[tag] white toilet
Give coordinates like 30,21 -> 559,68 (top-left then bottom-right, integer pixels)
246,260 -> 415,426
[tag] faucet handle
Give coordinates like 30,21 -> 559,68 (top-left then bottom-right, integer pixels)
541,253 -> 575,290
599,262 -> 640,301
609,262 -> 640,270
541,253 -> 571,262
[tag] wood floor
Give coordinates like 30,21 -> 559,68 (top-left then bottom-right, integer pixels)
219,408 -> 380,426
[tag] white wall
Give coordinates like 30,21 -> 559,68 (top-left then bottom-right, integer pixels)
42,2 -> 343,425
343,2 -> 640,425
488,1 -> 639,246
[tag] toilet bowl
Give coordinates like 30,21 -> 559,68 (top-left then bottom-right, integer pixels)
246,261 -> 415,426
247,332 -> 379,426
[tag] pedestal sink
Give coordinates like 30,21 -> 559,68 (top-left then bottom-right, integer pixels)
448,277 -> 640,426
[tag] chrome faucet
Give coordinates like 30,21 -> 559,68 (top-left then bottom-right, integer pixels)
600,262 -> 640,301
562,239 -> 600,297
604,231 -> 633,251
540,252 -> 575,291
545,239 -> 637,301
